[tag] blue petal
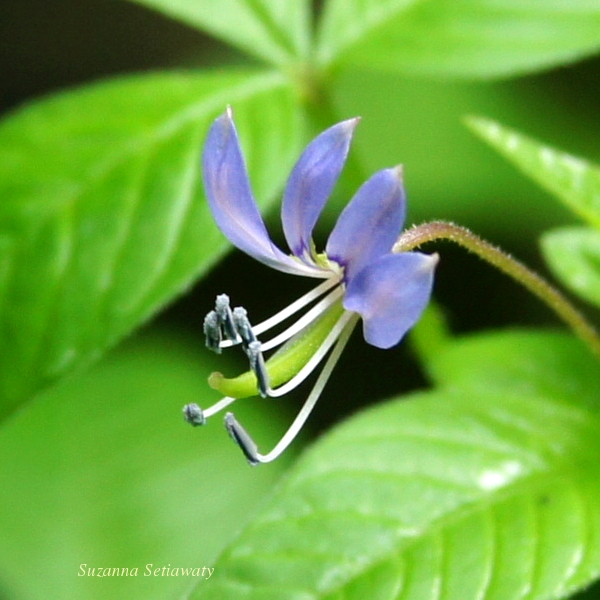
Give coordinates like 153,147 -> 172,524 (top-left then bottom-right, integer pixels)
203,109 -> 322,277
343,252 -> 438,349
326,167 -> 406,282
282,118 -> 359,263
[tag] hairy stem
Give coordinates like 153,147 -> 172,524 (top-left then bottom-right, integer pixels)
395,221 -> 600,361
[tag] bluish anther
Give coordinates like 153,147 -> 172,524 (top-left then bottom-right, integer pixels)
215,294 -> 238,341
230,307 -> 270,397
183,403 -> 206,426
246,340 -> 269,398
203,311 -> 222,353
224,412 -> 259,466
199,299 -> 270,401
232,307 -> 258,348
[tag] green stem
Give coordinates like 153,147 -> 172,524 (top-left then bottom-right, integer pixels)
395,221 -> 600,361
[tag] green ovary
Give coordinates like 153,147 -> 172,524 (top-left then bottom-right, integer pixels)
208,300 -> 346,399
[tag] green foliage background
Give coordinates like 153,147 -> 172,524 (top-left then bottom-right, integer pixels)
1,1 -> 600,599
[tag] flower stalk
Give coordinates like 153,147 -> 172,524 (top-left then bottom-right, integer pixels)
395,221 -> 600,361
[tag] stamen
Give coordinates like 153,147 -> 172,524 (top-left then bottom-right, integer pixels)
215,294 -> 238,341
227,313 -> 359,464
224,413 -> 259,466
232,307 -> 258,347
261,286 -> 344,352
207,299 -> 346,400
246,340 -> 269,398
195,281 -> 347,435
219,277 -> 340,349
183,403 -> 206,426
203,311 -> 222,353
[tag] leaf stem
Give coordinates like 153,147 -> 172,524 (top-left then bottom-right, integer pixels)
394,221 -> 600,361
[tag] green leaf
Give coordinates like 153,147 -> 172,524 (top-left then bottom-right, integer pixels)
0,328 -> 294,600
186,330 -> 600,599
316,0 -> 600,78
187,392 -> 600,599
409,302 -> 452,361
422,328 -> 600,410
542,227 -> 600,309
126,0 -> 311,66
466,116 -> 600,228
0,70 -> 304,420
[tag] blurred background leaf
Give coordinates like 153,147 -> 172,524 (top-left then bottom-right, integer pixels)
326,71 -> 600,237
5,0 -> 600,246
542,228 -> 600,309
466,116 -> 600,310
419,328 -> 600,410
187,329 -> 600,600
125,0 -> 312,67
0,70 -> 303,421
316,0 -> 600,78
0,327 -> 295,600
466,116 -> 600,228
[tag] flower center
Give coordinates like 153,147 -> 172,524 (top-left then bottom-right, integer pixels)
208,298 -> 346,399
183,276 -> 359,464
313,249 -> 344,279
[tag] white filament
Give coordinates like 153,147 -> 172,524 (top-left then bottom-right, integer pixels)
256,313 -> 359,463
202,395 -> 238,419
219,277 -> 339,348
261,286 -> 344,352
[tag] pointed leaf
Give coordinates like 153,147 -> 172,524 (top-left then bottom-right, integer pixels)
127,0 -> 311,66
542,227 -> 600,308
316,0 -> 600,78
0,70 -> 304,420
466,116 -> 600,228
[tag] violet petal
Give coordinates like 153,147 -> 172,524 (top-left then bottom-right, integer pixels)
203,110 -> 321,277
282,118 -> 359,263
343,252 -> 438,349
326,167 -> 406,281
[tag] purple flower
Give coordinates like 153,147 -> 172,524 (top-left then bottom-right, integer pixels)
185,107 -> 437,464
